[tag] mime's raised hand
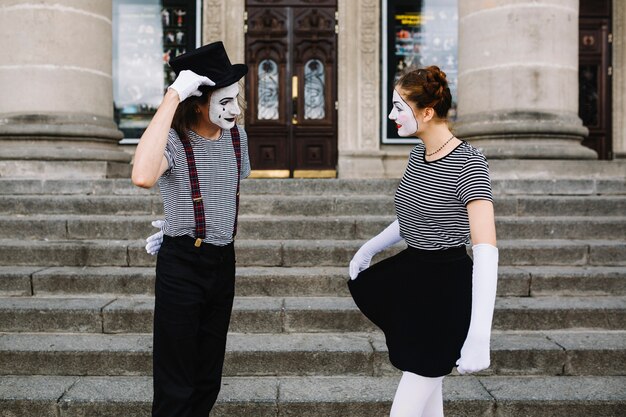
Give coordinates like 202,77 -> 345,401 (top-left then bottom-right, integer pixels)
168,70 -> 215,102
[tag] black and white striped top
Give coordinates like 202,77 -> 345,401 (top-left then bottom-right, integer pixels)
158,126 -> 251,246
394,141 -> 493,250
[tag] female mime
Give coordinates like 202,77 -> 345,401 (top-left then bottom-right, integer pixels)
348,66 -> 498,417
131,42 -> 250,417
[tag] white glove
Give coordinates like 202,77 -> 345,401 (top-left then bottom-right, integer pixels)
456,243 -> 499,374
145,220 -> 165,256
349,220 -> 403,280
168,70 -> 215,102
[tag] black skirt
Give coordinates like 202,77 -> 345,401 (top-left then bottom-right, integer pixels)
348,246 -> 473,377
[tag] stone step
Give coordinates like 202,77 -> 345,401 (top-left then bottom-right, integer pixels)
0,374 -> 624,417
0,239 -> 623,267
0,296 -> 623,333
0,195 -> 163,215
0,330 -> 623,377
501,195 -> 626,217
2,194 -> 625,217
0,178 -> 398,196
493,217 -> 626,240
1,215 -> 625,241
0,179 -> 153,196
0,177 -> 624,196
2,266 -> 624,298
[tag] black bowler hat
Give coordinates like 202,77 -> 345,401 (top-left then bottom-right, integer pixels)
169,41 -> 248,89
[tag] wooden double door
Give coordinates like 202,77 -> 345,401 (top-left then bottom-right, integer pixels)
245,0 -> 338,177
579,0 -> 613,159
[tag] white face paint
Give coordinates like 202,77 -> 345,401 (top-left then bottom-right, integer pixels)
388,89 -> 418,137
209,83 -> 241,129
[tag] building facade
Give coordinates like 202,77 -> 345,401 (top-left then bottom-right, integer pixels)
0,0 -> 624,179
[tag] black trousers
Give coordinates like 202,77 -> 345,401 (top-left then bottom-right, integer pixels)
152,235 -> 236,417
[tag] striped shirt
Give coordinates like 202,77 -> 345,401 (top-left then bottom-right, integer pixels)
394,141 -> 493,250
158,126 -> 251,246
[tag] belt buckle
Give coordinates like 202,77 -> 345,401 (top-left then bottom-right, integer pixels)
194,238 -> 202,247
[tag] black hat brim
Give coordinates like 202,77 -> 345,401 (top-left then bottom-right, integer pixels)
209,64 -> 248,89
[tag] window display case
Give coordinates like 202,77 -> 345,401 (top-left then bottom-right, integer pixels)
113,0 -> 199,141
382,0 -> 458,144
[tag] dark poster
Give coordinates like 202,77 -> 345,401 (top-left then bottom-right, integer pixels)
383,0 -> 458,143
113,0 -> 197,140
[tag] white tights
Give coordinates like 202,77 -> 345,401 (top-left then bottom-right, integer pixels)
389,372 -> 444,417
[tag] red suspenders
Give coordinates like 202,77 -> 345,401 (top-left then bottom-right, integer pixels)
179,127 -> 242,247
230,126 -> 242,238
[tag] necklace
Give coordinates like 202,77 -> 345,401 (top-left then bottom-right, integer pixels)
425,135 -> 455,157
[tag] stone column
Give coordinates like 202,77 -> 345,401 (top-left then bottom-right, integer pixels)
454,0 -> 597,159
203,0 -> 245,63
337,0 -> 388,178
0,0 -> 130,178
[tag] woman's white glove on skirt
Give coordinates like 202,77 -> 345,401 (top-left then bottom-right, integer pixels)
456,243 -> 499,374
349,220 -> 403,280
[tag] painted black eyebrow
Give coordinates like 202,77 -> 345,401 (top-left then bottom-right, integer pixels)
394,90 -> 418,120
396,95 -> 410,107
219,93 -> 240,103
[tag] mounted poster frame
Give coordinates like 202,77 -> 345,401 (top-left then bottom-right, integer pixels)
113,0 -> 202,142
381,0 -> 459,144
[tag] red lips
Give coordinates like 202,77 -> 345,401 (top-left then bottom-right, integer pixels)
396,124 -> 402,129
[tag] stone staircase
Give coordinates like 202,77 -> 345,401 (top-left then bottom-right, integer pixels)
0,176 -> 625,417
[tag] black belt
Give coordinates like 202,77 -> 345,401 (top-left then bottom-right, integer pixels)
405,245 -> 468,262
163,234 -> 234,254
